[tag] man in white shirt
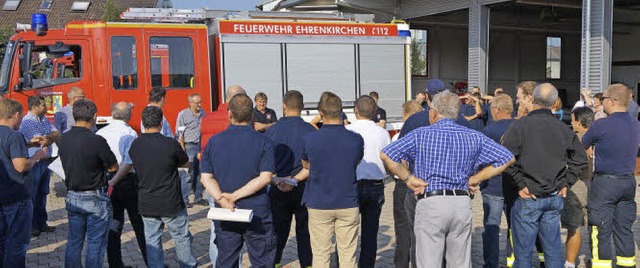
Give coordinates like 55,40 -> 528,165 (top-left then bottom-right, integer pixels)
346,95 -> 391,268
97,102 -> 147,267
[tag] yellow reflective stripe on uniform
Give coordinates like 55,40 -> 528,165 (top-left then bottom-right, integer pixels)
592,260 -> 612,268
506,228 -> 514,267
616,256 -> 636,267
538,252 -> 545,262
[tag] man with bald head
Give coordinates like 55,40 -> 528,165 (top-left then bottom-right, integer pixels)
502,83 -> 588,267
582,84 -> 639,268
96,102 -> 147,267
54,87 -> 86,133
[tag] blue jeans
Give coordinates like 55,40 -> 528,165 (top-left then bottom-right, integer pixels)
179,169 -> 191,204
511,194 -> 563,268
482,193 -> 505,268
65,190 -> 112,268
31,161 -> 51,230
206,193 -> 218,265
0,199 -> 33,267
142,209 -> 197,268
185,143 -> 203,202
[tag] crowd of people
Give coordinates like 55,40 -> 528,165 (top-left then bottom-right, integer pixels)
0,78 -> 637,268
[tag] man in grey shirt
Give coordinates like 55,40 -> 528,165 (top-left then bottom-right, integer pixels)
176,93 -> 205,205
54,87 -> 87,133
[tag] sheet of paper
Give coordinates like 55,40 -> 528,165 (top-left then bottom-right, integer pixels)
48,157 -> 65,180
272,176 -> 298,186
207,207 -> 253,223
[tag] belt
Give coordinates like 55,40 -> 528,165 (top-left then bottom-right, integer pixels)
536,190 -> 559,198
70,187 -> 108,195
358,179 -> 384,186
417,190 -> 469,200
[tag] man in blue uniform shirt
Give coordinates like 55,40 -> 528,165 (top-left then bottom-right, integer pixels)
582,84 -> 639,268
264,90 -> 315,268
295,92 -> 364,267
200,94 -> 277,267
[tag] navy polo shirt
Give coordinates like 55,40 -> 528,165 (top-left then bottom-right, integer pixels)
201,124 -> 275,215
252,107 -> 278,124
582,112 -> 640,175
301,124 -> 364,209
0,126 -> 31,204
480,119 -> 514,196
264,117 -> 316,177
461,104 -> 484,132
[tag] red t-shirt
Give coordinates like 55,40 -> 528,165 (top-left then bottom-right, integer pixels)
200,103 -> 229,151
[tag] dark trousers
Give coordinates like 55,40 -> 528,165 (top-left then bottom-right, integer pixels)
31,161 -> 51,230
588,173 -> 637,267
482,193 -> 505,268
0,199 -> 32,268
393,181 -> 413,268
215,213 -> 276,268
107,174 -> 147,267
358,180 -> 385,268
269,186 -> 312,267
404,186 -> 418,268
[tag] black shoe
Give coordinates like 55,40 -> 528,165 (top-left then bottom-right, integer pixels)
40,226 -> 56,233
186,202 -> 194,208
195,199 -> 208,206
31,229 -> 41,237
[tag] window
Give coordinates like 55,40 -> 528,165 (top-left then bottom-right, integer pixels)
546,37 -> 561,79
149,37 -> 195,89
111,37 -> 138,90
410,29 -> 427,76
28,44 -> 82,89
0,41 -> 16,94
2,0 -> 21,11
40,0 -> 52,10
70,1 -> 89,12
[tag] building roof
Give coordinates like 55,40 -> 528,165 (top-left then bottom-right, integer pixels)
0,0 -> 159,29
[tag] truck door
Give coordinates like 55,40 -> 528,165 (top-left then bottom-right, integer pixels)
8,40 -> 92,117
143,30 -> 200,132
106,29 -> 147,130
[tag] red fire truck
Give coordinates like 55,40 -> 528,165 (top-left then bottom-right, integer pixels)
0,9 -> 411,132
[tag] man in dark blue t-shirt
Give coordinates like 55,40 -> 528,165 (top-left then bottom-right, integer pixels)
582,84 -> 640,268
295,92 -> 363,267
480,94 -> 515,268
201,94 -> 276,267
264,90 -> 315,267
0,99 -> 47,267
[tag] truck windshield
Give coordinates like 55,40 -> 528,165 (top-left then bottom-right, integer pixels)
0,41 -> 15,95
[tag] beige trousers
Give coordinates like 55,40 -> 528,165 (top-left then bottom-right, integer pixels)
308,207 -> 360,268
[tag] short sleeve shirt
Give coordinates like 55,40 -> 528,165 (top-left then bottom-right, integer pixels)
264,117 -> 316,178
201,125 -> 275,215
252,108 -> 278,124
301,124 -> 364,209
0,126 -> 31,204
129,133 -> 189,217
19,112 -> 57,157
59,127 -> 117,191
582,112 -> 639,175
96,120 -> 138,166
373,107 -> 387,123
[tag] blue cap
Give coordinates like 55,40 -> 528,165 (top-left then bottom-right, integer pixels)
425,79 -> 446,95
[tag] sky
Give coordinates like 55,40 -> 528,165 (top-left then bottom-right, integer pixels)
173,0 -> 260,10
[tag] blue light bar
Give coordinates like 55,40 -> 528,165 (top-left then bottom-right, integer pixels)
31,13 -> 48,36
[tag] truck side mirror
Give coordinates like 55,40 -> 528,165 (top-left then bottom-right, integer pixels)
18,42 -> 33,89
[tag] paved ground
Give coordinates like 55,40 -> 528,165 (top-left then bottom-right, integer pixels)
27,177 -> 640,267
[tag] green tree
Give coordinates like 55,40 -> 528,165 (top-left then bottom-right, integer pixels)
410,38 -> 426,76
103,0 -> 124,22
0,26 -> 14,63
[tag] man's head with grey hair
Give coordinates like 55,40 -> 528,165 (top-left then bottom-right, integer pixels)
431,91 -> 461,120
226,85 -> 246,101
67,87 -> 85,105
532,83 -> 559,108
111,101 -> 132,122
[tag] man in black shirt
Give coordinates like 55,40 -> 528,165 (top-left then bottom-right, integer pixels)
252,92 -> 278,132
129,106 -> 196,268
369,91 -> 387,129
58,99 -> 119,268
0,99 -> 47,267
501,83 -> 587,267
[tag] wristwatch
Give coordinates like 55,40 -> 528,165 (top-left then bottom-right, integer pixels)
402,174 -> 412,183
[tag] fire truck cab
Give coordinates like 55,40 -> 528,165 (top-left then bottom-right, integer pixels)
0,10 -> 411,132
